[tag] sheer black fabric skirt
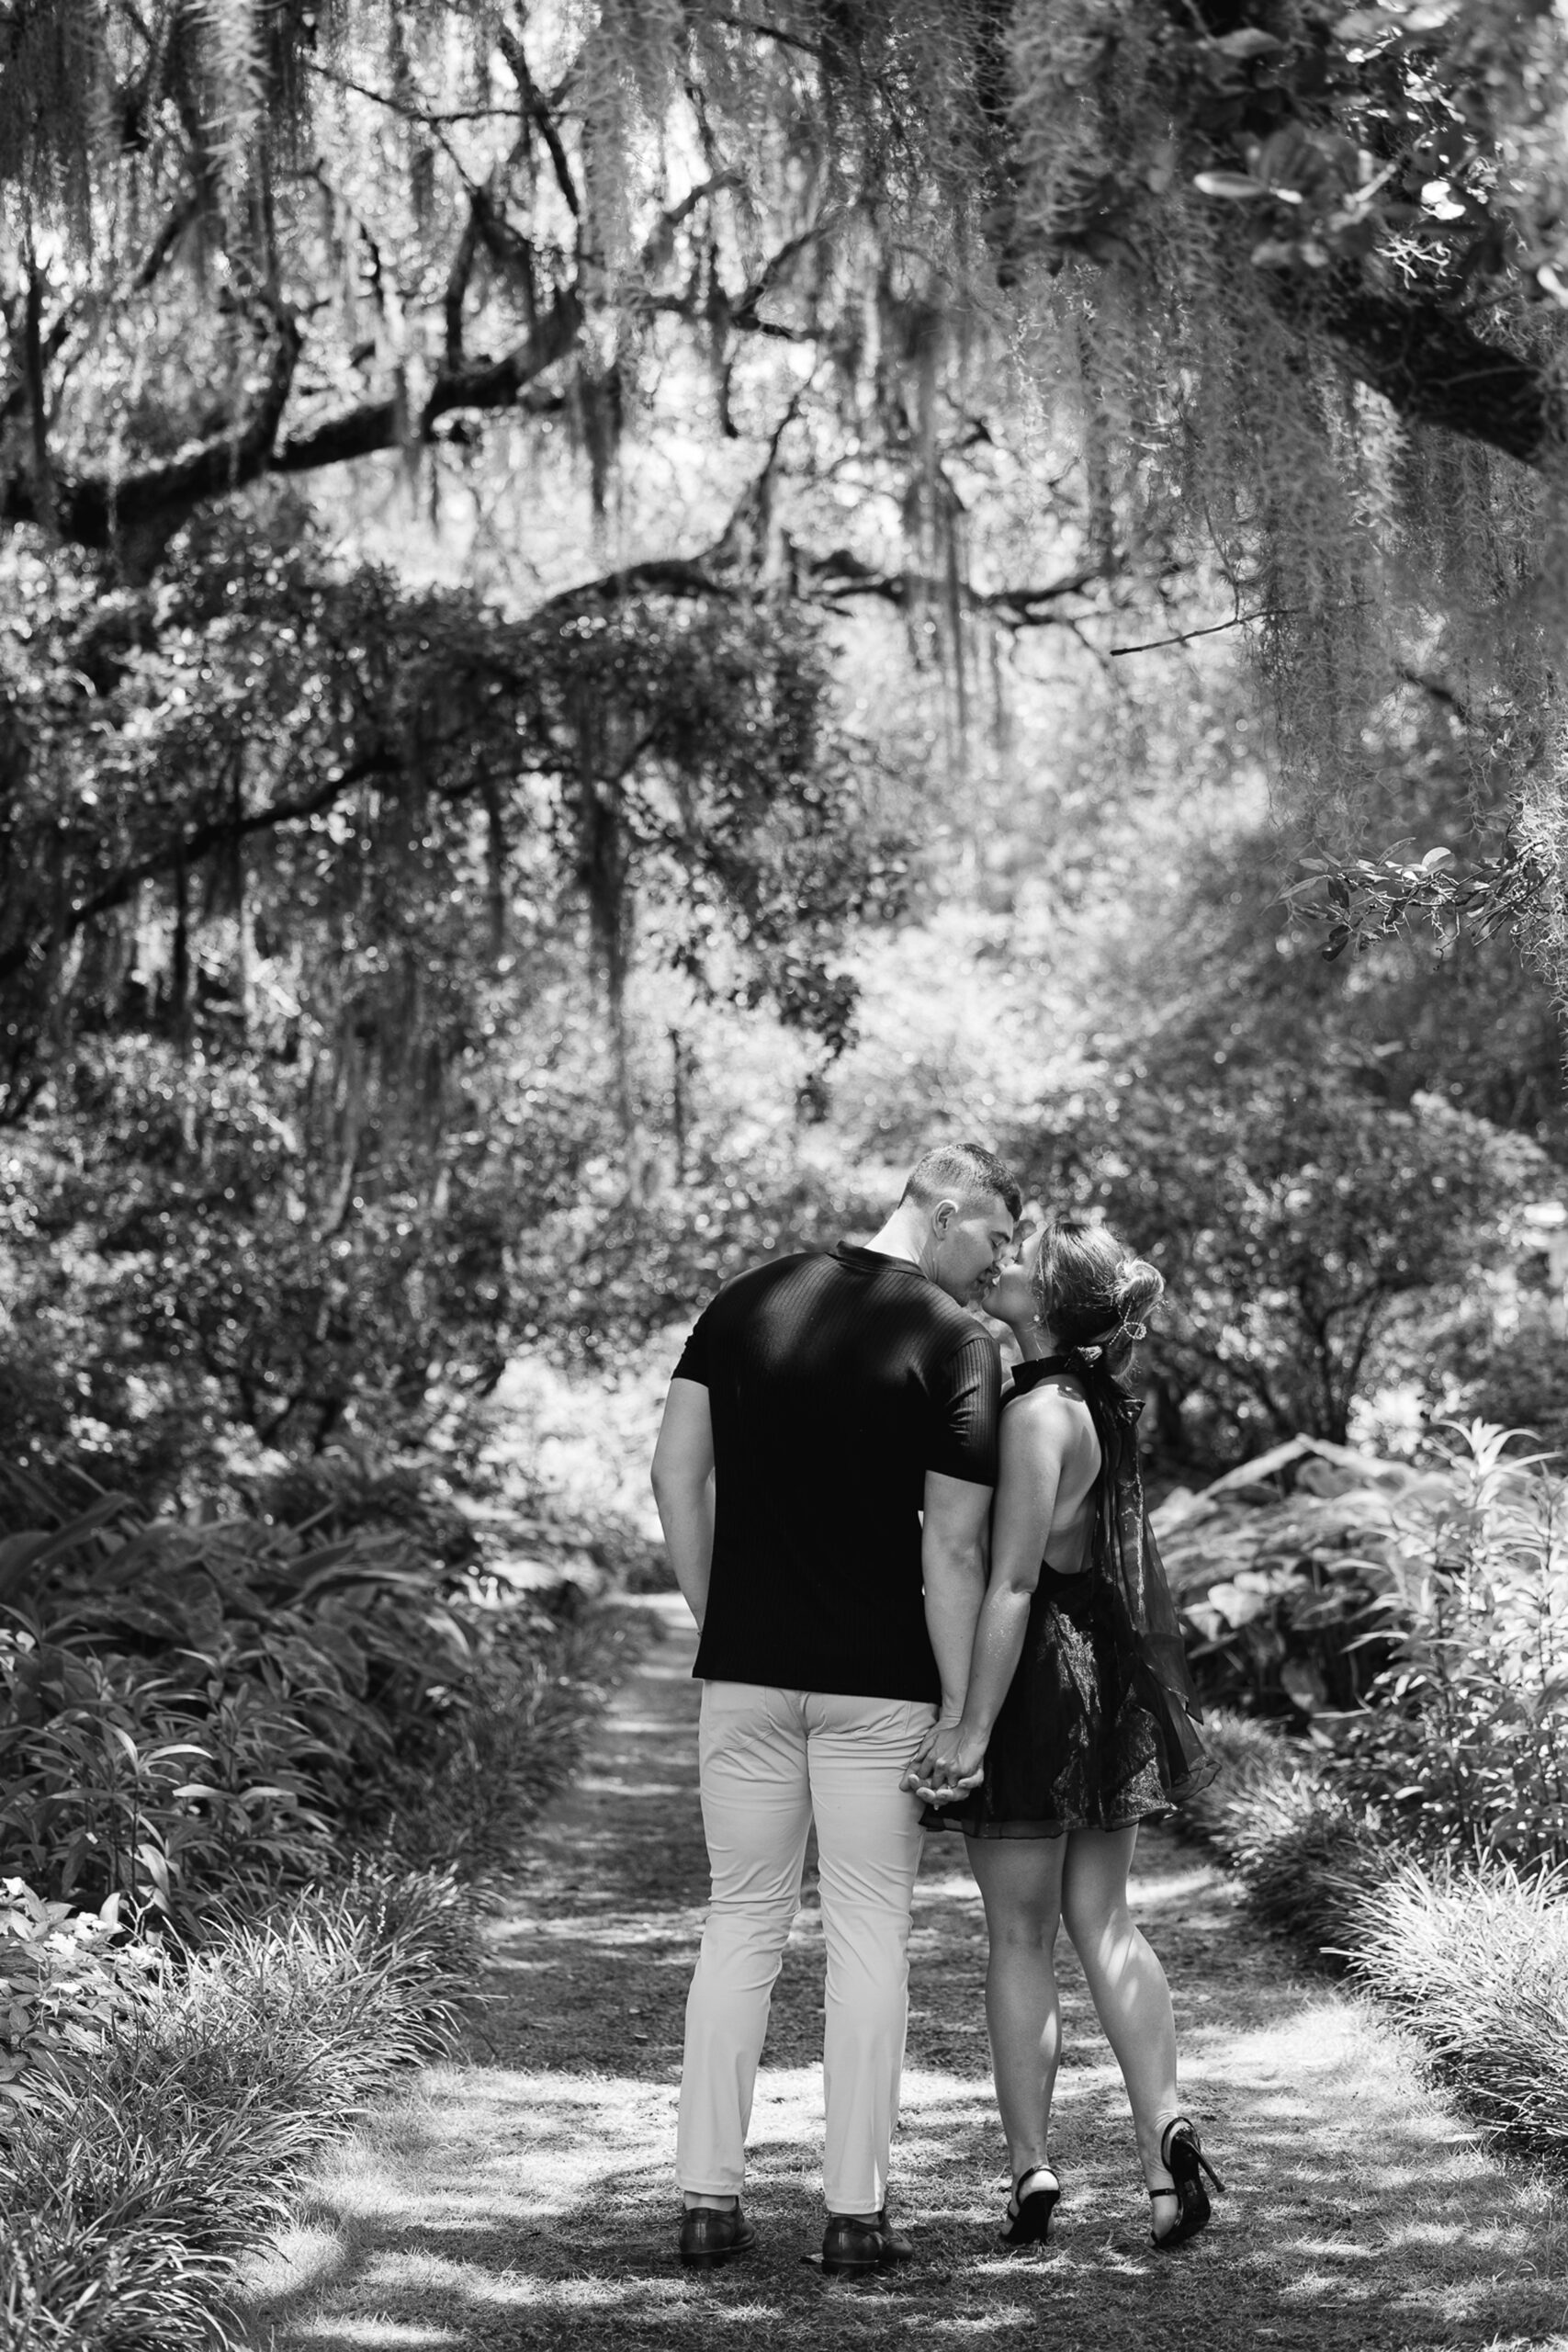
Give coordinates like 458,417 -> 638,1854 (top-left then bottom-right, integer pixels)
921,1565 -> 1179,1840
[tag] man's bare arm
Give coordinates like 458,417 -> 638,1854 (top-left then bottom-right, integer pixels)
919,1468 -> 993,1721
650,1378 -> 716,1628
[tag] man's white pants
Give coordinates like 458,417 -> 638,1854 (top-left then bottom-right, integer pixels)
676,1680 -> 936,2215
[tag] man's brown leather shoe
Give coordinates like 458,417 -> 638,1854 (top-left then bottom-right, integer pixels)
820,2209 -> 914,2274
679,2204 -> 757,2268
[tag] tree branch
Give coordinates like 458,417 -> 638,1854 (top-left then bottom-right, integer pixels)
0,751 -> 399,987
799,544 -> 1103,622
1,299 -> 302,571
2,193 -> 201,436
1110,608 -> 1265,656
0,282 -> 581,543
21,261 -> 54,538
731,214 -> 840,332
705,15 -> 822,56
276,284 -> 581,474
495,24 -> 581,222
1273,271 -> 1565,470
444,197 -> 485,370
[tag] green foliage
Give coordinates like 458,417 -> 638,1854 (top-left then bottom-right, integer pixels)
0,1883 -> 159,2113
0,1039 -> 524,1480
1184,1712 -> 1568,2167
1442,1320 -> 1568,1461
373,1596 -> 646,1883
1348,1853 -> 1568,2159
1280,839 -> 1550,962
0,502 -> 912,1461
1337,1422 -> 1568,1869
6,0 -> 1567,980
1028,1075 -> 1544,1456
518,1146 -> 868,1360
0,1479 -> 479,1924
0,1862 -> 474,2352
1180,1712 -> 1382,1960
1179,1542 -> 1382,1723
0,1498 -> 630,2346
0,513 -> 900,1109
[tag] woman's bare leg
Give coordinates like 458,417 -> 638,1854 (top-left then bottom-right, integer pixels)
964,1836 -> 1068,2189
1060,1826 -> 1187,2227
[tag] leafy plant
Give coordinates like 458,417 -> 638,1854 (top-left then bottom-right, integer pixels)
1348,1852 -> 1568,2158
1182,1713 -> 1568,2165
0,1882 -> 159,2111
1029,1078 -> 1545,1457
0,1481 -> 477,1924
1280,840 -> 1548,960
0,1860 -> 475,2352
1336,1422 -> 1568,1869
1179,1545 -> 1386,1722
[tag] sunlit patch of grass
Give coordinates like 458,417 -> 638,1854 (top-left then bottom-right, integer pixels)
243,2224 -> 351,2307
292,2324 -> 460,2346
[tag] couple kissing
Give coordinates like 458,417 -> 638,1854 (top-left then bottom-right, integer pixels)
650,1141 -> 1222,2276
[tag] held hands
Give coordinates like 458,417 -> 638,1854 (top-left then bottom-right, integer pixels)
901,1713 -> 988,1806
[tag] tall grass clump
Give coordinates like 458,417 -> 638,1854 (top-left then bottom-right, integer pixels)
0,1861 -> 474,2350
1180,1711 -> 1385,1960
1348,1855 -> 1568,2163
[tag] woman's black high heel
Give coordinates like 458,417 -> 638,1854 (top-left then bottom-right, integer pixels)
999,2163 -> 1060,2247
1148,2120 -> 1224,2250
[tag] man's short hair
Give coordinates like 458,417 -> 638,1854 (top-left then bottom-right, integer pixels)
899,1141 -> 1022,1221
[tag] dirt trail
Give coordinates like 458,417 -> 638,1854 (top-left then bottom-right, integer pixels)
243,1597 -> 1567,2352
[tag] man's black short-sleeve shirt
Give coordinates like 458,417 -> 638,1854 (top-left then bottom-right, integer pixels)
671,1242 -> 1001,1701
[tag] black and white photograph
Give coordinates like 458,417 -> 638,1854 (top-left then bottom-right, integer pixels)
2,4 -> 1567,2346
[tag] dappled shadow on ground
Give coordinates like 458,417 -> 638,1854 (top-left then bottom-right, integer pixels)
244,1599 -> 1568,2352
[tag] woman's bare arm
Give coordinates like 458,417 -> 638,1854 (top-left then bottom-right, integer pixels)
910,1389 -> 1087,1797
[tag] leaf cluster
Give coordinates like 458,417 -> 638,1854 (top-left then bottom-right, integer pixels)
1281,837 -> 1549,959
1335,1419 -> 1568,1868
1021,1071 -> 1544,1456
0,1475 -> 486,1927
0,1881 -> 159,2114
0,1859 -> 476,2352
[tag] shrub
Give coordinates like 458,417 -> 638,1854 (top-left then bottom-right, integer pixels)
1335,1422 -> 1568,1869
1347,1855 -> 1568,2161
0,1464 -> 637,2344
0,1882 -> 159,2111
1156,1442 -> 1412,1722
0,1478 -> 476,1924
373,1587 -> 645,1884
1179,1711 -> 1384,1959
250,1449 -> 481,1568
0,1864 -> 473,2352
1181,1712 -> 1568,2167
1022,1077 -> 1545,1461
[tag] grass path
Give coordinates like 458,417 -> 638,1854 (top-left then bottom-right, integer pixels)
243,1597 -> 1567,2352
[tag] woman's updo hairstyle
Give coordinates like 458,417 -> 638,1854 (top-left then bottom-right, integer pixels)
1032,1216 -> 1164,1384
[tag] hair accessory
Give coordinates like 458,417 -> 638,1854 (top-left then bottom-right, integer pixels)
1124,1320 -> 1147,1341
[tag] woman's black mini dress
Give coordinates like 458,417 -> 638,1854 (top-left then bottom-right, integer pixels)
923,1355 -> 1214,1842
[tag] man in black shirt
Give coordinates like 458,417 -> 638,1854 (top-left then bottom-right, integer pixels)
651,1141 -> 1021,2272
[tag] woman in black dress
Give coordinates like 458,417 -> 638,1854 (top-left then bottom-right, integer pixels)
909,1216 -> 1222,2251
